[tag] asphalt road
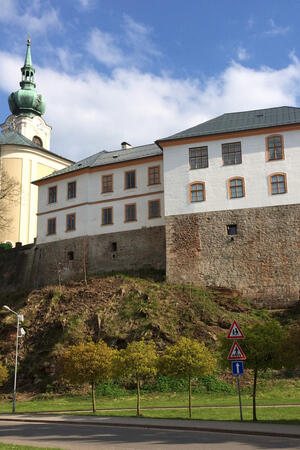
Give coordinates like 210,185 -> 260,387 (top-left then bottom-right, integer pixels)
0,420 -> 300,449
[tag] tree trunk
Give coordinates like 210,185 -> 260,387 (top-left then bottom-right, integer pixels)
91,381 -> 96,413
252,368 -> 258,422
137,377 -> 141,416
137,377 -> 141,417
188,375 -> 192,419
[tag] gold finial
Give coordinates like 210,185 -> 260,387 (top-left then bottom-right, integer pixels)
27,38 -> 31,44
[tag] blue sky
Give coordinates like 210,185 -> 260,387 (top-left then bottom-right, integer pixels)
1,0 -> 300,160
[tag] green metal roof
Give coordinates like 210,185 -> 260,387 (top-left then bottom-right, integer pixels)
157,106 -> 300,143
34,143 -> 162,183
0,130 -> 73,163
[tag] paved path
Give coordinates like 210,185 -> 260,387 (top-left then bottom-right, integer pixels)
0,418 -> 300,449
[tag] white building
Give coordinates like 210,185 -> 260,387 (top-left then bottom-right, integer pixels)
156,106 -> 300,306
34,142 -> 164,243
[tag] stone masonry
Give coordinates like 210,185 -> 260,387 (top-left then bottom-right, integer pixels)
0,226 -> 166,292
166,204 -> 300,308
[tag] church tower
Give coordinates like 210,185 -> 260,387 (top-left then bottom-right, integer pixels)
1,39 -> 51,149
0,41 -> 72,246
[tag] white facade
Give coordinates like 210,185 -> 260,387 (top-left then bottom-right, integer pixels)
162,129 -> 300,217
36,157 -> 164,244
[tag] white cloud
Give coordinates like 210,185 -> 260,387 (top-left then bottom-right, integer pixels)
1,51 -> 300,162
0,0 -> 61,34
87,15 -> 160,69
237,47 -> 250,62
264,19 -> 290,36
87,28 -> 124,67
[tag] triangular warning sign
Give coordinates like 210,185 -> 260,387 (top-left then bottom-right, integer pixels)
227,320 -> 245,339
227,341 -> 246,360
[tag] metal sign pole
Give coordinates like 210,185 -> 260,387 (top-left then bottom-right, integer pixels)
236,374 -> 243,421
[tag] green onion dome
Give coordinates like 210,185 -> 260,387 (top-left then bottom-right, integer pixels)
8,40 -> 46,118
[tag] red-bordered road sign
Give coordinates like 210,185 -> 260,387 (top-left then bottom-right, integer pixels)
227,341 -> 246,360
227,320 -> 245,339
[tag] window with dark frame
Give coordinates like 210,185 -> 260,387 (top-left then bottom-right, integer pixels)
111,242 -> 117,252
47,218 -> 56,235
148,166 -> 160,185
102,174 -> 113,193
222,142 -> 242,165
48,186 -> 57,203
190,183 -> 205,202
67,182 -> 76,199
270,174 -> 287,194
33,135 -> 43,147
267,136 -> 283,161
227,224 -> 237,236
189,147 -> 208,169
125,170 -> 136,189
68,251 -> 74,261
66,213 -> 76,231
149,200 -> 160,218
229,178 -> 244,198
125,204 -> 136,221
102,207 -> 113,225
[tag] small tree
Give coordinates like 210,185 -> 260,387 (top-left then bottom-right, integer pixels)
59,341 -> 117,412
0,362 -> 8,387
159,337 -> 216,418
281,327 -> 300,370
0,169 -> 20,232
117,340 -> 158,416
218,320 -> 286,421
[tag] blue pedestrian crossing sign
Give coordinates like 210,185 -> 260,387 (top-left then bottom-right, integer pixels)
232,361 -> 244,376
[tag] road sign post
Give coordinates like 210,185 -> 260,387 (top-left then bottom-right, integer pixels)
227,321 -> 246,422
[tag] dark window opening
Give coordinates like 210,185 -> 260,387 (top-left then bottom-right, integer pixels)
68,251 -> 74,260
227,224 -> 237,236
33,135 -> 43,147
48,186 -> 57,203
111,242 -> 117,252
125,170 -> 136,189
68,181 -> 76,199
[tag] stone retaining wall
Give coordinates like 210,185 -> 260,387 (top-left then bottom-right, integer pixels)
166,204 -> 300,308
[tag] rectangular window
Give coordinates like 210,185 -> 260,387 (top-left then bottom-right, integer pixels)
189,147 -> 208,169
222,142 -> 242,165
125,170 -> 136,189
148,166 -> 160,185
48,186 -> 57,203
66,213 -> 76,231
102,174 -> 113,193
229,178 -> 245,198
227,224 -> 237,235
267,136 -> 284,161
149,200 -> 161,218
47,218 -> 56,235
270,174 -> 287,194
190,183 -> 205,202
67,182 -> 76,199
102,207 -> 113,225
125,203 -> 136,222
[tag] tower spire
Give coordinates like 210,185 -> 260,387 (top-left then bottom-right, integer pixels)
20,39 -> 36,89
8,40 -> 45,117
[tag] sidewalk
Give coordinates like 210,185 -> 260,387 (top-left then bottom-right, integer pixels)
0,413 -> 299,439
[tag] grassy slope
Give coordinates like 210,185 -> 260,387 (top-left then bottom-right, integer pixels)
0,271 -> 299,393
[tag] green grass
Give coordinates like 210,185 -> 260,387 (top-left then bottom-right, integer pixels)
0,380 -> 299,416
0,444 -> 64,450
78,406 -> 300,424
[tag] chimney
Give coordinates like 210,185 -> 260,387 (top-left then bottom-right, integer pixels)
121,141 -> 132,150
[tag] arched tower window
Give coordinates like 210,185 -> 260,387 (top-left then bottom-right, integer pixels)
32,135 -> 43,147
